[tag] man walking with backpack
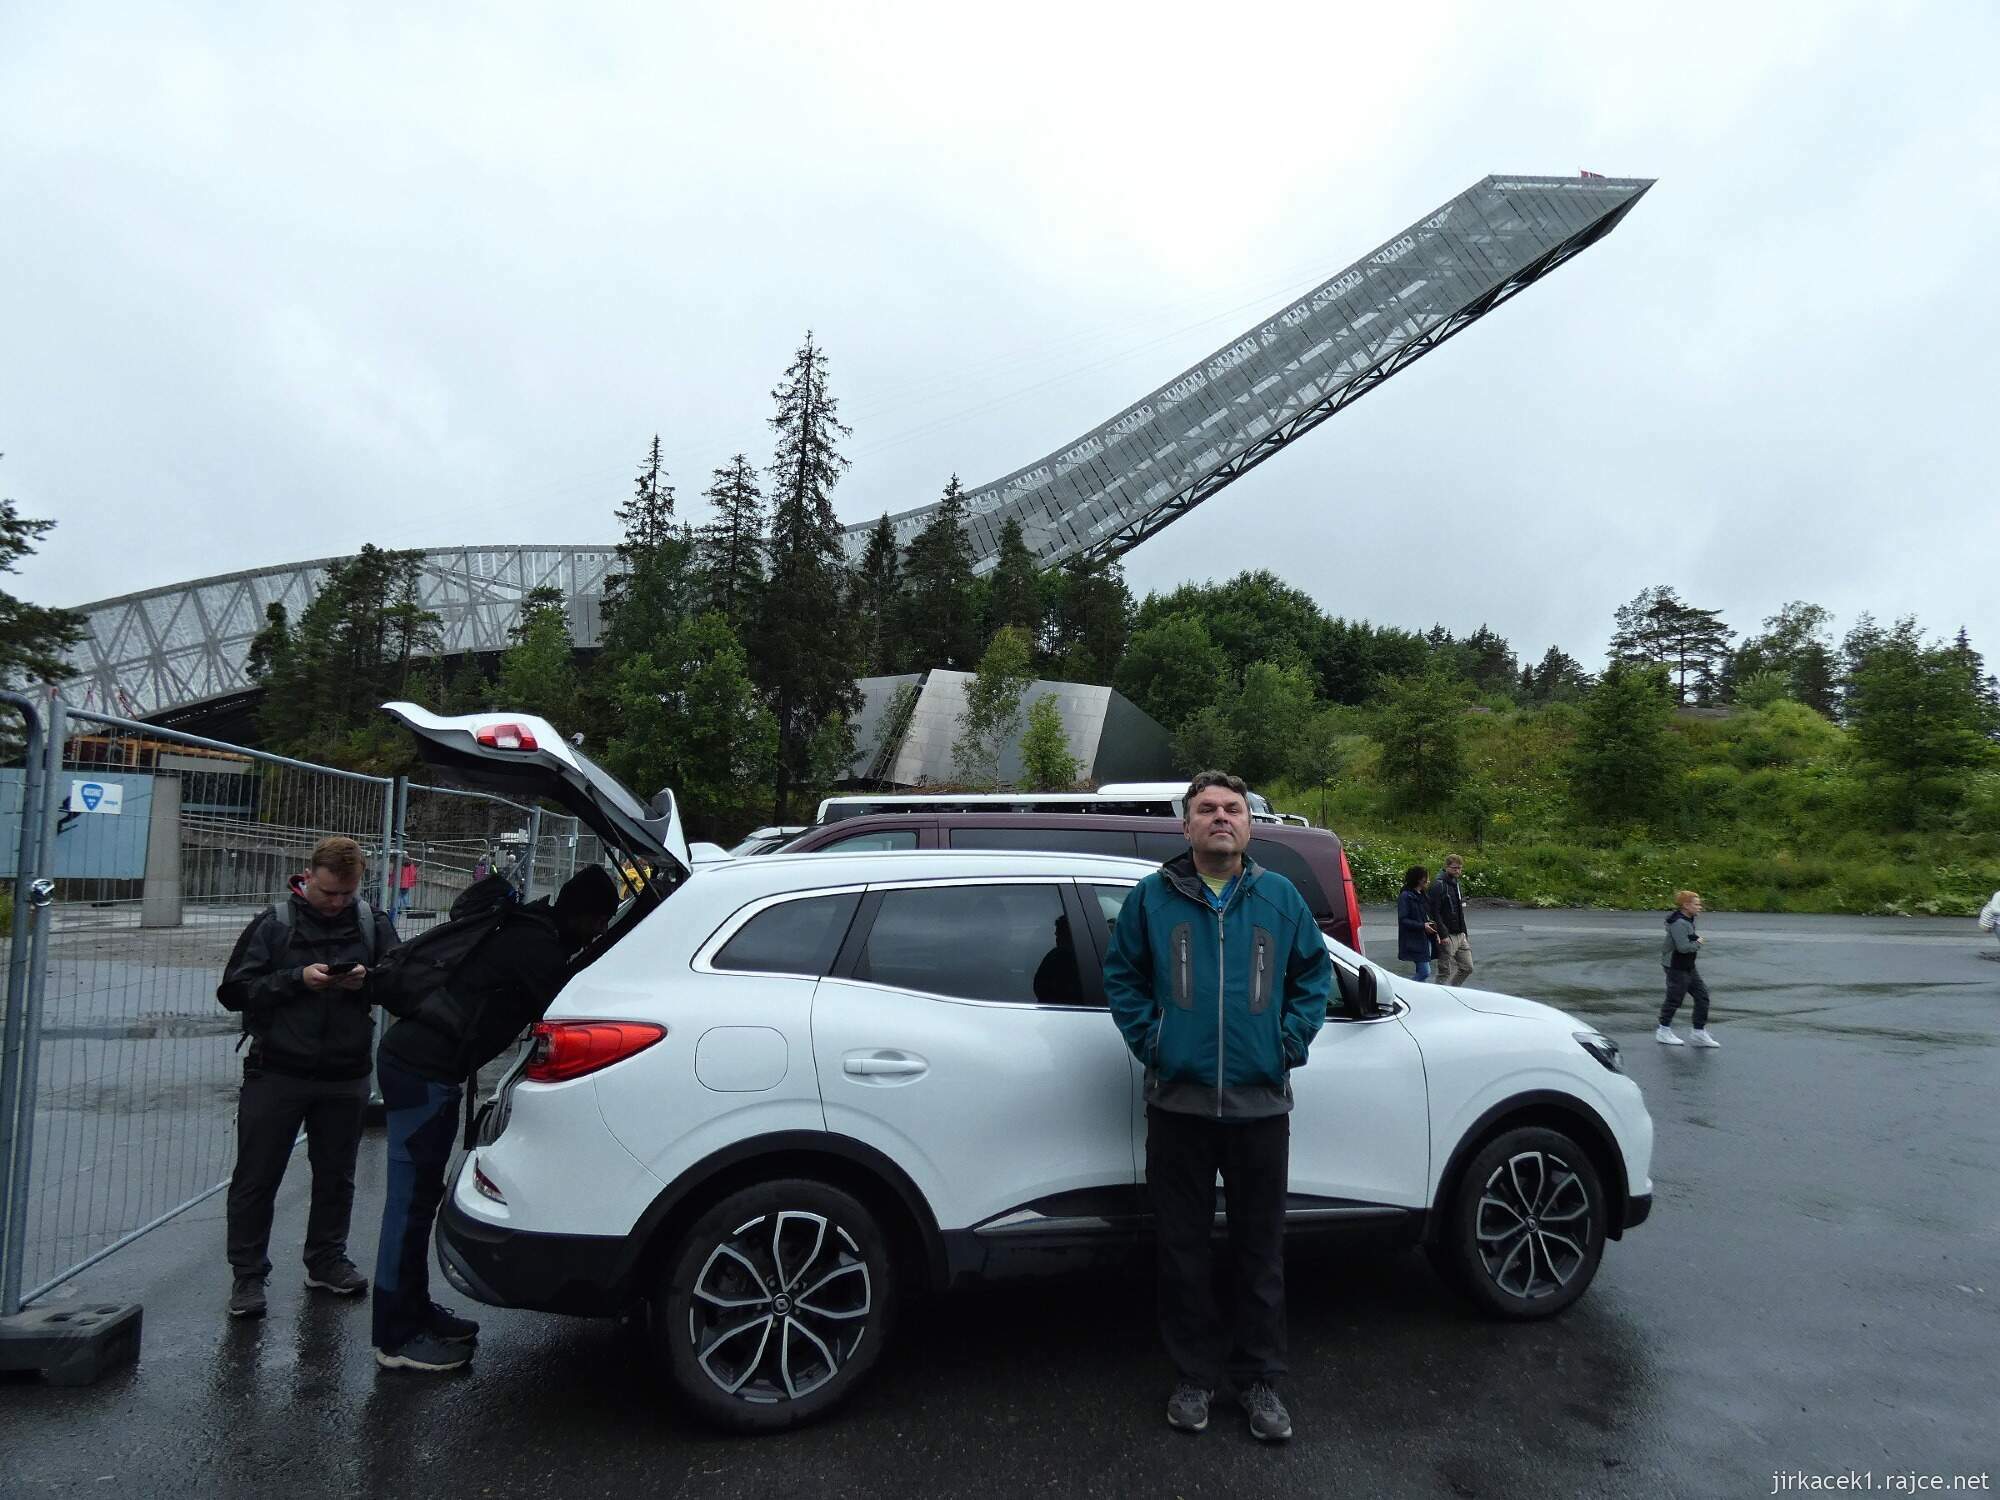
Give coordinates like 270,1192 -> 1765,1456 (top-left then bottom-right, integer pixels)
217,836 -> 399,1319
369,864 -> 620,1372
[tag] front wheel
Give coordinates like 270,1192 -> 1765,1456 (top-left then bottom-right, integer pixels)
654,1179 -> 895,1432
1433,1126 -> 1606,1319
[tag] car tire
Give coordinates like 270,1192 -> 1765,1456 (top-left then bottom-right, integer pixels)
1434,1126 -> 1606,1320
655,1178 -> 895,1432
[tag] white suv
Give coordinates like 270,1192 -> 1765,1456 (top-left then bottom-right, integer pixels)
387,706 -> 1655,1432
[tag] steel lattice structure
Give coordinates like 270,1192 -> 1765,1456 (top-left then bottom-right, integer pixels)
66,546 -> 620,721
65,174 -> 1649,719
843,173 -> 1652,571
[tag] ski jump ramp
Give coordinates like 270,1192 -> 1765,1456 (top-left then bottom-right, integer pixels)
842,173 -> 1652,574
66,174 -> 1650,719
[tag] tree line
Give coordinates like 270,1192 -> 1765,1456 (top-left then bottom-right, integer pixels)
6,426 -> 1995,842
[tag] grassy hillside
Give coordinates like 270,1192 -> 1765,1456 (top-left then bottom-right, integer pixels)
1265,701 -> 2000,915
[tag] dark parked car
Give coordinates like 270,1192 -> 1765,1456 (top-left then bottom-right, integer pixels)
775,811 -> 1364,950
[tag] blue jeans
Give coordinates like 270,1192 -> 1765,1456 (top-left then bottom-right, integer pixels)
1411,959 -> 1432,981
372,1049 -> 462,1351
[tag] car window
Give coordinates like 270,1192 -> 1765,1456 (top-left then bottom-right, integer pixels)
1134,831 -> 1185,864
1246,838 -> 1330,915
947,826 -> 1137,856
711,892 -> 860,977
853,883 -> 1091,1006
824,828 -> 918,852
1089,883 -> 1132,930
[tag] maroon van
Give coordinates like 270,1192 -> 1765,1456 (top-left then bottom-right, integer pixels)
775,812 -> 1363,951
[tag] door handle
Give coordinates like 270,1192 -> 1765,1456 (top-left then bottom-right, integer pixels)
843,1055 -> 926,1076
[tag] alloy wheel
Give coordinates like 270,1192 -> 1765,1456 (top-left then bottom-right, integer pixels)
687,1209 -> 873,1404
1474,1149 -> 1593,1300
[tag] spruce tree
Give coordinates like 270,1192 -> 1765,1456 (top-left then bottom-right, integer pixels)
899,475 -> 978,669
986,517 -> 1041,639
695,454 -> 765,632
601,436 -> 694,662
754,332 -> 860,819
853,513 -> 901,675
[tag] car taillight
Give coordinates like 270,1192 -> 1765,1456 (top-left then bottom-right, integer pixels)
1338,846 -> 1363,951
472,1158 -> 506,1203
524,1021 -> 666,1082
476,721 -> 540,751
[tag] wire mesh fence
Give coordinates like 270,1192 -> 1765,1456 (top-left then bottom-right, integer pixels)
0,700 -> 615,1306
8,707 -> 396,1303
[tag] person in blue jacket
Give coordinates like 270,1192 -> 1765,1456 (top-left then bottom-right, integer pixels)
1104,770 -> 1332,1443
1397,865 -> 1439,980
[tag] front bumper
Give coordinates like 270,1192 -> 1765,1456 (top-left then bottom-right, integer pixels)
436,1194 -> 639,1316
1623,1192 -> 1653,1231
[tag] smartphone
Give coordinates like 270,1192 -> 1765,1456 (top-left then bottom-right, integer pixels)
327,961 -> 359,975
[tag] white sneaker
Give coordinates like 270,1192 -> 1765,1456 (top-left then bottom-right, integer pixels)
1689,1029 -> 1721,1048
1655,1026 -> 1685,1046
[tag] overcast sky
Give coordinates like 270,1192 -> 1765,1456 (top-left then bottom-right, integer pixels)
5,1 -> 1996,673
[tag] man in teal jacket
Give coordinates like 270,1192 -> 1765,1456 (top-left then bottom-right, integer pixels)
1104,770 -> 1331,1442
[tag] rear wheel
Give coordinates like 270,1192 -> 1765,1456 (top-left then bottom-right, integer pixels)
1433,1126 -> 1606,1319
655,1179 -> 895,1432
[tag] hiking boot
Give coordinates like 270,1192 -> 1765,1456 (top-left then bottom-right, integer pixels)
228,1275 -> 268,1319
1165,1381 -> 1212,1432
1654,1025 -> 1685,1046
1689,1028 -> 1721,1048
427,1302 -> 481,1343
1238,1380 -> 1293,1441
304,1258 -> 368,1296
374,1333 -> 474,1373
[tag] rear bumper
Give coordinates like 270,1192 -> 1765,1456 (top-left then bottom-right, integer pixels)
436,1194 -> 637,1316
1623,1192 -> 1652,1231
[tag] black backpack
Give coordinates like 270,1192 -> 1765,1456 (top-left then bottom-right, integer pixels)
371,874 -> 523,1027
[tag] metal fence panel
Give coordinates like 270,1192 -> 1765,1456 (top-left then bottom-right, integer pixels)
10,704 -> 393,1303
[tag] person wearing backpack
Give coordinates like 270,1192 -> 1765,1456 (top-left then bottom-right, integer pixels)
368,864 -> 620,1373
216,835 -> 400,1320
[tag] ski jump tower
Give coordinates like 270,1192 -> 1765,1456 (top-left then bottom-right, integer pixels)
65,174 -> 1650,721
841,173 -> 1652,573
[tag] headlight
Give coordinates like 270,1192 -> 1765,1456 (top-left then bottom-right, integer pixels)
1573,1030 -> 1622,1073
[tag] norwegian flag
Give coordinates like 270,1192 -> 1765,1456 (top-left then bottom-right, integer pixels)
1580,169 -> 1606,179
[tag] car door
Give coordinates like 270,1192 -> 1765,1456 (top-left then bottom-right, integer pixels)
809,877 -> 1138,1237
1081,880 -> 1429,1212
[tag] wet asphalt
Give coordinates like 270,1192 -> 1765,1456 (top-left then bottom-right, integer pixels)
2,907 -> 1995,1498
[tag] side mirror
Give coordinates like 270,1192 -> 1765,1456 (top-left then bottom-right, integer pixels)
1355,964 -> 1382,1019
1332,963 -> 1383,1020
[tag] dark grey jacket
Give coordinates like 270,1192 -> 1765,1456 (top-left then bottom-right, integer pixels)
217,888 -> 400,1080
1662,909 -> 1700,971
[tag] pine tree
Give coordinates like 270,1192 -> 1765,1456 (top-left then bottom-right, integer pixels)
1608,585 -> 1733,704
695,454 -> 765,632
243,603 -> 291,684
853,514 -> 901,675
899,475 -> 979,670
754,332 -> 861,819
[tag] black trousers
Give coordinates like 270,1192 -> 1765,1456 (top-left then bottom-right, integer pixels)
225,1066 -> 370,1279
1145,1106 -> 1290,1389
1659,967 -> 1712,1029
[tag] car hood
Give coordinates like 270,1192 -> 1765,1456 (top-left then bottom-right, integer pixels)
1441,984 -> 1580,1028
